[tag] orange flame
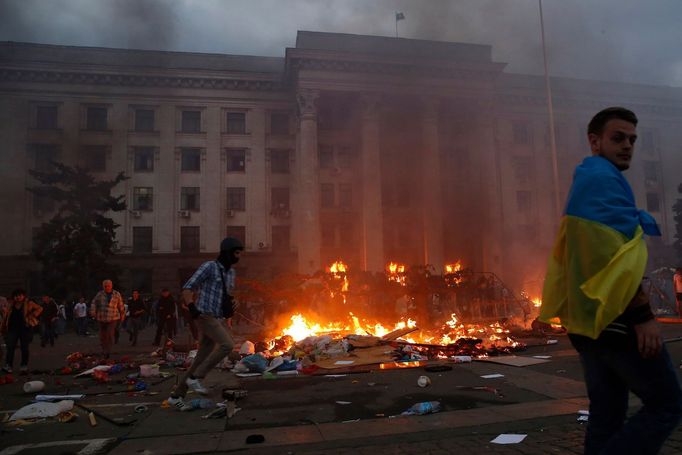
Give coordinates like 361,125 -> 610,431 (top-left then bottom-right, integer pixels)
386,262 -> 407,285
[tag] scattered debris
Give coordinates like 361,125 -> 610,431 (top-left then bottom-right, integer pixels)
490,434 -> 527,444
23,381 -> 45,393
480,373 -> 505,379
402,401 -> 441,416
10,400 -> 74,421
417,375 -> 431,387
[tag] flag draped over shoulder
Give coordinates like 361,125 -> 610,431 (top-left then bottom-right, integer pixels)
540,156 -> 661,339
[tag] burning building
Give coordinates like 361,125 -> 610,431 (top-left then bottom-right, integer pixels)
1,31 -> 681,295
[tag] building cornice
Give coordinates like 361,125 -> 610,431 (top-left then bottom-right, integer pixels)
496,93 -> 682,116
0,67 -> 285,92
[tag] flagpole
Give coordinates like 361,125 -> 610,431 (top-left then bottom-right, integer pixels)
539,0 -> 561,220
395,12 -> 398,37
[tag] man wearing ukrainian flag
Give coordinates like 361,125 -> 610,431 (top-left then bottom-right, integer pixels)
540,107 -> 682,454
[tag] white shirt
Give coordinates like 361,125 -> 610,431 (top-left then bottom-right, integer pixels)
74,302 -> 87,318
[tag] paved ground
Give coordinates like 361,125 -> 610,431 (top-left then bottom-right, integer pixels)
1,320 -> 682,454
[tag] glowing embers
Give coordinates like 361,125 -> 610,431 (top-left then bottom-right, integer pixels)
386,262 -> 407,286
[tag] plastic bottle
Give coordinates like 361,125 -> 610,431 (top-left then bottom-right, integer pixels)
182,398 -> 215,411
403,401 -> 441,416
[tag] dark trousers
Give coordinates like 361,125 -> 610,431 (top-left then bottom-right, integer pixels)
127,317 -> 143,345
154,317 -> 175,345
98,321 -> 117,355
40,320 -> 55,346
574,338 -> 682,454
75,317 -> 88,336
5,327 -> 32,367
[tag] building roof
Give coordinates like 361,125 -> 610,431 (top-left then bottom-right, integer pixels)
0,41 -> 284,74
294,31 -> 493,63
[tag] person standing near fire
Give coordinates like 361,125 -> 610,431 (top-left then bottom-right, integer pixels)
90,279 -> 125,358
167,237 -> 242,409
540,107 -> 682,454
1,289 -> 42,374
674,267 -> 682,317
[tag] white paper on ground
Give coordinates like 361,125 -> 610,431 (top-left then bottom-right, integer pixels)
490,434 -> 527,444
532,355 -> 552,359
577,415 -> 589,422
578,410 -> 590,415
74,365 -> 111,377
324,374 -> 348,378
481,373 -> 505,379
335,401 -> 352,405
334,360 -> 355,365
546,339 -> 559,345
10,400 -> 74,421
234,373 -> 262,378
275,370 -> 298,376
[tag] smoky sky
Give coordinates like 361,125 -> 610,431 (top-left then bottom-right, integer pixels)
1,0 -> 681,87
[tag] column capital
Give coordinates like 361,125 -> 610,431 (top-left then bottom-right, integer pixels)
296,89 -> 320,119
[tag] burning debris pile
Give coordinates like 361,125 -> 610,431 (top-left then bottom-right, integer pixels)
230,261 -> 541,374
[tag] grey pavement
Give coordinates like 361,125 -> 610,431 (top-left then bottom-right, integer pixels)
1,321 -> 682,454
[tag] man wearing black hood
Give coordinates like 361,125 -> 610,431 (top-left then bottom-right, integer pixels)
167,237 -> 243,408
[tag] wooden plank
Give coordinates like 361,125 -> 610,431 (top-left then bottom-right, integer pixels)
381,326 -> 419,341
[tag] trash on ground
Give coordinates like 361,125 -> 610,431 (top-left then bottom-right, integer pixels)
23,381 -> 45,393
10,400 -> 74,421
180,398 -> 215,412
88,411 -> 97,426
35,394 -> 86,402
480,373 -> 505,379
532,355 -> 552,359
139,364 -> 160,377
57,411 -> 78,423
401,401 -> 441,416
417,375 -> 431,387
335,401 -> 352,405
490,434 -> 527,444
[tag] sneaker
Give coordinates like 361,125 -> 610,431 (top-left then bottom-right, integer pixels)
2,366 -> 12,374
167,396 -> 186,410
186,377 -> 209,395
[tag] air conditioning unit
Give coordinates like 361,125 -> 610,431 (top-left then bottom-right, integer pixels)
226,209 -> 235,217
130,210 -> 141,218
258,242 -> 267,250
178,210 -> 191,218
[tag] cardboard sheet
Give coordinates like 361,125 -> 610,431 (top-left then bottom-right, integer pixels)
476,356 -> 550,367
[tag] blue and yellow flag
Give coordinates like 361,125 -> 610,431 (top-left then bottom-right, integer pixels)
539,156 -> 660,339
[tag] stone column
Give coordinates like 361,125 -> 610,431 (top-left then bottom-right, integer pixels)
421,98 -> 445,273
360,94 -> 384,272
295,89 -> 321,274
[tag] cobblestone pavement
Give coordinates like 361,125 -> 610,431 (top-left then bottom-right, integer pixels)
239,414 -> 682,455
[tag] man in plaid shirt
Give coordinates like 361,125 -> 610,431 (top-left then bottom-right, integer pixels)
168,237 -> 243,408
90,279 -> 125,358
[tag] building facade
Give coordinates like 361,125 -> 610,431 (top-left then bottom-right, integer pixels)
1,31 -> 681,296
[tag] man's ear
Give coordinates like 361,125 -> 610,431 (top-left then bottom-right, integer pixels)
588,133 -> 600,154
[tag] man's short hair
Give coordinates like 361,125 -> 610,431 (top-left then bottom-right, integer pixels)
587,107 -> 638,136
102,279 -> 112,286
11,288 -> 26,298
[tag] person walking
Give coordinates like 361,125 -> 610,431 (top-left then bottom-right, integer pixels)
127,290 -> 146,346
39,294 -> 58,347
167,237 -> 243,409
90,279 -> 125,358
153,288 -> 177,346
540,107 -> 682,454
1,289 -> 42,374
73,297 -> 88,336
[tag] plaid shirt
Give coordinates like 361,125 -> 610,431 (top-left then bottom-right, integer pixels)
90,290 -> 125,322
183,261 -> 235,318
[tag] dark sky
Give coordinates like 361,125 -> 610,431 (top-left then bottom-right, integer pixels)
1,0 -> 680,87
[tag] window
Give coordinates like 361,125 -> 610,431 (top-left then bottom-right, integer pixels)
180,226 -> 200,253
226,226 -> 246,246
226,149 -> 246,172
135,109 -> 155,132
321,223 -> 335,247
270,113 -> 289,135
339,223 -> 353,245
181,187 -> 200,211
83,145 -> 107,172
33,144 -> 58,172
130,268 -> 153,293
338,183 -> 352,208
133,187 -> 154,211
226,187 -> 246,211
181,110 -> 201,133
319,145 -> 334,169
33,190 -> 54,216
270,150 -> 290,173
643,161 -> 658,186
337,146 -> 353,169
226,112 -> 246,134
512,121 -> 529,145
181,148 -> 201,172
516,190 -> 532,213
134,147 -> 155,172
86,107 -> 107,130
272,225 -> 290,251
36,106 -> 58,129
511,156 -> 532,184
132,227 -> 153,253
271,187 -> 290,211
646,193 -> 660,212
321,183 -> 335,208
